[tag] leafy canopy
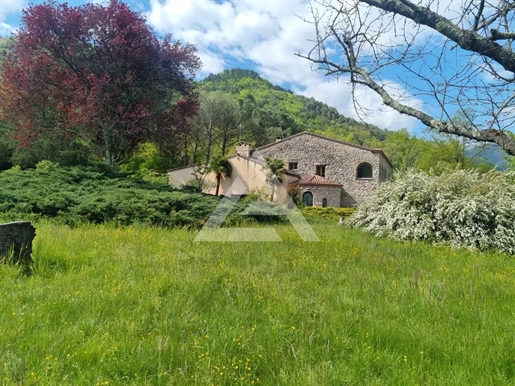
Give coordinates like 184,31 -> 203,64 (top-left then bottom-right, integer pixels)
0,0 -> 200,164
200,69 -> 390,147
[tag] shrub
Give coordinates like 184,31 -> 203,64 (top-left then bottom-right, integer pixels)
0,165 -> 289,229
301,206 -> 356,220
348,169 -> 515,254
245,187 -> 270,202
286,184 -> 302,206
35,160 -> 59,173
3,165 -> 21,174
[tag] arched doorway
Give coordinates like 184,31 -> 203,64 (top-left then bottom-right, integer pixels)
303,191 -> 313,207
322,198 -> 328,207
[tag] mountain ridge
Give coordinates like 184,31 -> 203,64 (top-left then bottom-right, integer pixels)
199,68 -> 391,147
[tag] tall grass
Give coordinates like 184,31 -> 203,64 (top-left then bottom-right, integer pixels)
1,220 -> 514,385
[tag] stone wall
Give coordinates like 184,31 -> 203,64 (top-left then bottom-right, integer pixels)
0,221 -> 36,265
378,156 -> 392,182
298,185 -> 341,207
235,142 -> 252,158
257,132 -> 392,207
167,132 -> 392,207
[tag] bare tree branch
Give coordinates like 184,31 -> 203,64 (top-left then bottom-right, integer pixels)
491,29 -> 515,40
472,0 -> 486,31
299,0 -> 515,156
361,0 -> 515,73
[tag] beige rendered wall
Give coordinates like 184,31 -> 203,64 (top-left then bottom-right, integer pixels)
213,157 -> 295,202
168,157 -> 292,201
207,156 -> 267,196
168,165 -> 197,188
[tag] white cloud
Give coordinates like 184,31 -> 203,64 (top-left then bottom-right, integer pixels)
146,0 -> 316,83
0,0 -> 26,17
294,77 -> 420,131
197,49 -> 227,76
146,0 -> 425,131
480,61 -> 514,83
0,21 -> 15,35
0,0 -> 27,35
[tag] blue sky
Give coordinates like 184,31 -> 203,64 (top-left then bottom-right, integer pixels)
0,0 -> 436,132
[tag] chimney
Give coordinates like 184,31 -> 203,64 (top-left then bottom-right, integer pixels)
235,142 -> 252,158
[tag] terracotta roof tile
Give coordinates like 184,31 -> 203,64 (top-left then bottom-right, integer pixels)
291,175 -> 342,187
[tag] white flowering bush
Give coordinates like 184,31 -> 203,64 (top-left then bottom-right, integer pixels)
348,169 -> 515,254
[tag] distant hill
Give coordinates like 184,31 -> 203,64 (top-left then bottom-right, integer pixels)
199,68 -> 391,147
0,38 -> 9,49
0,37 -> 13,67
467,143 -> 512,170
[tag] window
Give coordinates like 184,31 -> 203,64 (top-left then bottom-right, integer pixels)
357,163 -> 373,178
316,165 -> 326,177
288,162 -> 298,170
322,198 -> 328,207
303,192 -> 313,207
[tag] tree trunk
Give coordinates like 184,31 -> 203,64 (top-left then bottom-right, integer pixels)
206,117 -> 213,163
215,173 -> 221,196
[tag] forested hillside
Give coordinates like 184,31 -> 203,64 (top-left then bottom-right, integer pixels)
0,38 -> 12,64
199,68 -> 391,146
0,38 -> 9,50
0,1 -> 511,174
197,69 -> 505,172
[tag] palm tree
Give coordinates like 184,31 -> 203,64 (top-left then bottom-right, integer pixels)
209,155 -> 233,196
262,157 -> 285,201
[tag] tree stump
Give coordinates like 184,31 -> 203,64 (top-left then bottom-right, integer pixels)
0,221 -> 36,265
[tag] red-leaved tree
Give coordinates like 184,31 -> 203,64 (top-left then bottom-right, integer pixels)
0,0 -> 201,164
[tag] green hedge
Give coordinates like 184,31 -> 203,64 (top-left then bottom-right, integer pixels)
301,206 -> 356,220
0,165 -> 288,228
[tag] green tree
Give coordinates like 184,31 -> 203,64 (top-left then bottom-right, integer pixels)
209,155 -> 233,196
190,91 -> 243,162
120,142 -> 164,175
10,135 -> 91,169
417,130 -> 494,173
199,69 -> 390,148
262,158 -> 285,201
372,129 -> 421,171
0,120 -> 15,170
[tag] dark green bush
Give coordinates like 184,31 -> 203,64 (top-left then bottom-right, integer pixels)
0,165 -> 288,229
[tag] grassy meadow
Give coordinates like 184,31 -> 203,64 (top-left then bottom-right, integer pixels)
1,219 -> 515,385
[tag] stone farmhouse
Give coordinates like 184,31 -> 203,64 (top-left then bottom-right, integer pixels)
168,131 -> 392,207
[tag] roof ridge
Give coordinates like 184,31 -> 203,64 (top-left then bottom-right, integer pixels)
255,131 -> 392,168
